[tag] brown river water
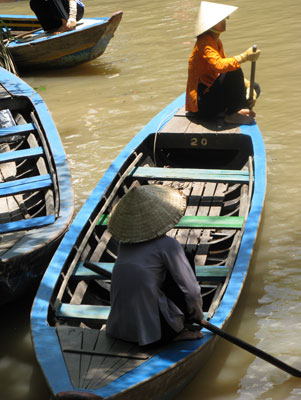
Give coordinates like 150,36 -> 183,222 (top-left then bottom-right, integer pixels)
0,0 -> 301,399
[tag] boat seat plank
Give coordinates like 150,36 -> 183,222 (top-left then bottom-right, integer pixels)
56,303 -> 210,323
0,174 -> 52,197
129,166 -> 249,183
0,122 -> 35,137
0,146 -> 43,163
0,214 -> 55,233
176,215 -> 244,229
57,304 -> 110,321
73,261 -> 114,278
97,214 -> 244,229
72,262 -> 229,282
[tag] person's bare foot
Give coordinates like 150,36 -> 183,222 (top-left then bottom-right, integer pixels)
53,19 -> 74,35
224,109 -> 256,125
173,329 -> 203,341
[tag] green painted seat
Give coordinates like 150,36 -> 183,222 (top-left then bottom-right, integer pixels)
97,214 -> 244,230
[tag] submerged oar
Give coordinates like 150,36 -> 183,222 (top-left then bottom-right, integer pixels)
200,319 -> 301,378
248,45 -> 257,109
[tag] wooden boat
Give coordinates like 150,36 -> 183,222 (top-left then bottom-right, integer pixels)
0,67 -> 74,305
0,11 -> 123,71
31,93 -> 266,399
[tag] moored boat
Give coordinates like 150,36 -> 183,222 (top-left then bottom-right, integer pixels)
0,11 -> 123,71
0,67 -> 74,305
31,93 -> 266,399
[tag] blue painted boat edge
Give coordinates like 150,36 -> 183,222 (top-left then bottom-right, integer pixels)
0,68 -> 74,248
210,121 -> 266,329
30,94 -> 266,398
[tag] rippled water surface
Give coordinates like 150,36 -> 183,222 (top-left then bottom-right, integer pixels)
1,0 -> 301,399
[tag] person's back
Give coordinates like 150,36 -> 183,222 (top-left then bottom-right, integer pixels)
106,185 -> 204,346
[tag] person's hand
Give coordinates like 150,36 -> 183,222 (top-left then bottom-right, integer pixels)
234,47 -> 261,64
66,17 -> 76,29
67,0 -> 77,29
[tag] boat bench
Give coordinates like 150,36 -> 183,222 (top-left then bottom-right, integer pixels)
0,214 -> 55,234
72,262 -> 230,282
97,214 -> 244,230
129,166 -> 250,184
0,172 -> 55,232
0,122 -> 35,138
0,123 -> 55,233
56,303 -> 209,322
0,146 -> 44,164
0,173 -> 52,198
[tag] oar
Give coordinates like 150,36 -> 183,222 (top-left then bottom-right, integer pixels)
199,319 -> 301,378
248,45 -> 257,109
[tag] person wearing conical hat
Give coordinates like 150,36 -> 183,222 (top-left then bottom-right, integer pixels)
106,185 -> 204,346
186,1 -> 261,125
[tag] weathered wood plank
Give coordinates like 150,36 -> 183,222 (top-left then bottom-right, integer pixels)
86,331 -> 149,390
194,182 -> 227,265
56,326 -> 83,388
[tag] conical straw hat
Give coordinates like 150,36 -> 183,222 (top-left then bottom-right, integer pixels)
108,185 -> 186,243
194,1 -> 238,37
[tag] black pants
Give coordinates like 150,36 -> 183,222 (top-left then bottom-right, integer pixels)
30,0 -> 84,31
197,68 -> 249,118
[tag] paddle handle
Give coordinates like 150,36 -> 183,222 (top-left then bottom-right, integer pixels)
248,45 -> 257,106
200,320 -> 301,378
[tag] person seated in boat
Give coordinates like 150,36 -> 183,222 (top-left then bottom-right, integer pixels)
30,0 -> 84,34
186,1 -> 261,125
106,184 -> 204,346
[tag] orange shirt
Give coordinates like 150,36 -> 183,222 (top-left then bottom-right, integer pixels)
185,33 -> 241,112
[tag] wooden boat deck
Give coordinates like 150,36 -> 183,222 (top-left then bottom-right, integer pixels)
160,106 -> 241,134
57,326 -> 159,390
